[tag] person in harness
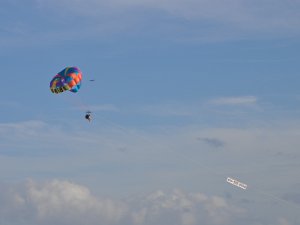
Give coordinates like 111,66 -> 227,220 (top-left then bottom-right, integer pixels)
85,111 -> 92,122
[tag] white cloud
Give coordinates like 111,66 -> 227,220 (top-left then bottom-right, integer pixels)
278,217 -> 292,225
137,103 -> 195,117
3,180 -> 297,225
0,180 -> 128,225
0,120 -> 47,142
210,96 -> 257,105
126,188 -> 247,225
0,180 -> 242,225
0,101 -> 21,108
0,120 -> 104,151
27,180 -> 128,224
89,104 -> 119,112
33,0 -> 300,36
1,0 -> 299,47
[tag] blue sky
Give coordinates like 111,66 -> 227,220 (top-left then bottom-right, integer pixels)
1,0 -> 300,224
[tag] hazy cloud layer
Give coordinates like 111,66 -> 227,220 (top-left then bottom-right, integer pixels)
35,0 -> 300,31
0,118 -> 300,224
1,0 -> 300,46
210,96 -> 257,106
0,179 -> 294,225
45,0 -> 300,34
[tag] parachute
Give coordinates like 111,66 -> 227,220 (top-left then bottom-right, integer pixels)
50,67 -> 82,94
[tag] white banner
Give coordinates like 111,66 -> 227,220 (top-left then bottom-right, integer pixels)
227,177 -> 247,190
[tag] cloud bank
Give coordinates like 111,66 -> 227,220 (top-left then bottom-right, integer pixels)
0,180 -> 127,225
0,179 -> 297,225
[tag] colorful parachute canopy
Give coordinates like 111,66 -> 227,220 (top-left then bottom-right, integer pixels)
50,67 -> 82,94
